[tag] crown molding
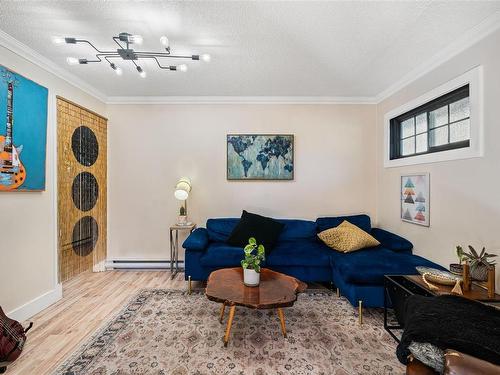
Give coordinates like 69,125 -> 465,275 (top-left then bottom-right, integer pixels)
0,28 -> 107,102
375,11 -> 500,103
1,11 -> 500,105
105,96 -> 377,105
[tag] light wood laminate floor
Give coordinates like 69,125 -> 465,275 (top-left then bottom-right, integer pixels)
7,270 -> 198,375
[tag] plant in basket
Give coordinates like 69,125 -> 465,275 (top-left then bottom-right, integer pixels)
241,237 -> 265,287
450,245 -> 467,275
462,245 -> 497,281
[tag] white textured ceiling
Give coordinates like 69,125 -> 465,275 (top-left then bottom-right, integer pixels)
0,1 -> 499,99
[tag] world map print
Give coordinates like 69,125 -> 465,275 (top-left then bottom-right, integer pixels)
227,135 -> 294,180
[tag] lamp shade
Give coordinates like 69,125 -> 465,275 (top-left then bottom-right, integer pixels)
174,177 -> 191,200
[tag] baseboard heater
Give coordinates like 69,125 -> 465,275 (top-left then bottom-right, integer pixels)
106,260 -> 184,270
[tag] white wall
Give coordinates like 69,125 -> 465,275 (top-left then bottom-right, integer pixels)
107,104 -> 376,260
376,29 -> 500,290
0,45 -> 106,317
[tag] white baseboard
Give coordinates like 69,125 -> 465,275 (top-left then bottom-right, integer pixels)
105,259 -> 184,270
7,283 -> 63,322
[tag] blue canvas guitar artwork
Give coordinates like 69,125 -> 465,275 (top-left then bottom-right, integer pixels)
0,67 -> 48,191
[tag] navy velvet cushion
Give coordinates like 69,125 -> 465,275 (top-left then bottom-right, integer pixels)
182,228 -> 209,251
371,228 -> 413,253
227,210 -> 284,251
206,218 -> 239,242
266,239 -> 333,267
333,249 -> 446,285
200,242 -> 246,267
316,214 -> 372,233
206,217 -> 317,242
278,219 -> 317,241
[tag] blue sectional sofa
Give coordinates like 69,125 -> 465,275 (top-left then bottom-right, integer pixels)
183,214 -> 444,307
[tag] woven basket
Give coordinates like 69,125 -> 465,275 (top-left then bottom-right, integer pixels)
449,263 -> 463,275
471,265 -> 489,281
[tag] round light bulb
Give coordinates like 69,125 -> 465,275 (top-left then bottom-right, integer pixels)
66,57 -> 79,65
115,67 -> 123,76
131,34 -> 143,44
139,70 -> 147,78
174,190 -> 189,200
160,36 -> 169,47
201,53 -> 211,62
178,64 -> 188,72
52,36 -> 65,45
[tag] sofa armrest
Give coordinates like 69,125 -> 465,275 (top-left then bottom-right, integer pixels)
371,228 -> 413,253
182,228 -> 209,252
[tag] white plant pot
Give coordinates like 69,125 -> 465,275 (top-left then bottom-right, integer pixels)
243,268 -> 260,287
177,215 -> 187,225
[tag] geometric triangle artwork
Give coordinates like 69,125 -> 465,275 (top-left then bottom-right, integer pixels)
414,211 -> 426,221
404,178 -> 415,188
415,192 -> 426,203
401,174 -> 429,226
403,188 -> 416,196
404,194 -> 415,204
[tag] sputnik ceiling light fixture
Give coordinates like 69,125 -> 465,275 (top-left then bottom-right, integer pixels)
52,32 -> 211,78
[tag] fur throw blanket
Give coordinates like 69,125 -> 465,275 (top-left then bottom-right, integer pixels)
396,294 -> 500,365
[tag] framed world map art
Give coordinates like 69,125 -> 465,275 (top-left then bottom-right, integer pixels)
227,134 -> 294,180
401,173 -> 430,227
0,66 -> 48,191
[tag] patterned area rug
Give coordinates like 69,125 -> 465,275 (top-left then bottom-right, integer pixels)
54,289 -> 404,375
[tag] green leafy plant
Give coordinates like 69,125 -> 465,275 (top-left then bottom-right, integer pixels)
179,205 -> 186,216
455,245 -> 466,264
241,237 -> 265,273
462,245 -> 497,270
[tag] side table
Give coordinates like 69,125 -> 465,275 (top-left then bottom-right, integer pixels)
170,223 -> 196,279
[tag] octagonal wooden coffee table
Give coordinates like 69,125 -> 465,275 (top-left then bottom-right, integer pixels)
205,267 -> 307,347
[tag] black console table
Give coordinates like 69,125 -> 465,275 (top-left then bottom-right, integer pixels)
383,275 -> 433,342
384,274 -> 500,343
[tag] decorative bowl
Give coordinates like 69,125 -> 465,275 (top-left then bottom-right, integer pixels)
416,267 -> 462,286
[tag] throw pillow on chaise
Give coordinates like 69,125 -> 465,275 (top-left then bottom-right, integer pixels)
317,220 -> 380,252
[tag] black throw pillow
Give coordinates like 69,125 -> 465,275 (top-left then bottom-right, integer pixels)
227,210 -> 284,254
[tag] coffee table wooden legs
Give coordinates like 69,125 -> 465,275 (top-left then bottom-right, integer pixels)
219,302 -> 226,324
221,305 -> 288,347
223,305 -> 236,347
277,308 -> 287,338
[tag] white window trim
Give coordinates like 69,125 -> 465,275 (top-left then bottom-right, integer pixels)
384,66 -> 483,168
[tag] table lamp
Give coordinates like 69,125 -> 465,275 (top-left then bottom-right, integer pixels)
174,177 -> 191,225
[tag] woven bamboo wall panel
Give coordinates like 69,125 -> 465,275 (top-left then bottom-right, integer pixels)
57,97 -> 107,282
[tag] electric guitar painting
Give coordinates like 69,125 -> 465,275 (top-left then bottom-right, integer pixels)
0,82 -> 26,190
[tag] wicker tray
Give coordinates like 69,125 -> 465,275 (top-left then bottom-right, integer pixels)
416,267 -> 462,286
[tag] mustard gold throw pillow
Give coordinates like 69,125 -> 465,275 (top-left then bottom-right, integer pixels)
317,220 -> 380,253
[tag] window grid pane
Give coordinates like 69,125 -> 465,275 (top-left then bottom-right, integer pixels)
401,137 -> 415,156
390,85 -> 470,160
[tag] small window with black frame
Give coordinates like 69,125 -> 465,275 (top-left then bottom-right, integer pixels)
389,85 -> 470,160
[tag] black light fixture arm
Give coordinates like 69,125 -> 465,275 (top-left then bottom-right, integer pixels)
143,56 -> 178,70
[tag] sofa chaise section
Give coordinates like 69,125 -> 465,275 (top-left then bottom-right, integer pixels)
316,214 -> 446,307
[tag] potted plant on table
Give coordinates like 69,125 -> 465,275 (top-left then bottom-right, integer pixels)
450,245 -> 467,275
241,237 -> 265,287
462,245 -> 497,281
178,205 -> 187,225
